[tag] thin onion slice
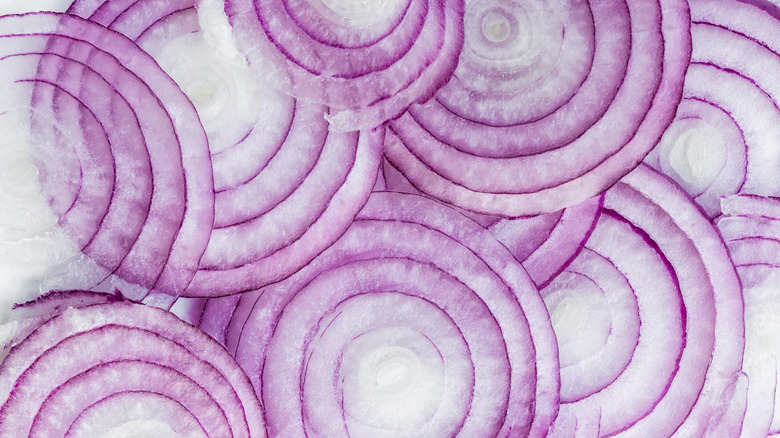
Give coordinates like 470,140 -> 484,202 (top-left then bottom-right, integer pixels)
199,0 -> 465,131
67,0 -> 387,295
0,12 -> 213,299
646,0 -> 780,217
384,0 -> 691,216
547,164 -> 743,437
0,297 -> 266,437
199,192 -> 559,437
718,194 -> 780,436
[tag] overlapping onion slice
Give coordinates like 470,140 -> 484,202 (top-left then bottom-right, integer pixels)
198,192 -> 558,437
646,0 -> 780,218
384,0 -> 691,216
66,0 -> 386,296
380,156 -> 603,288
0,13 -> 213,301
0,295 -> 266,437
197,0 -> 464,131
545,164 -> 744,436
718,194 -> 780,437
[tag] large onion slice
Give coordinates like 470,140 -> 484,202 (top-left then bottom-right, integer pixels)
66,0 -> 386,296
547,164 -> 744,436
0,296 -> 266,437
384,0 -> 691,216
0,12 -> 213,300
199,192 -> 559,437
646,0 -> 780,218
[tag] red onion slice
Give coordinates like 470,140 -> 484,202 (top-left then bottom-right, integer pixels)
201,0 -> 465,131
489,195 -> 603,289
548,164 -> 743,436
67,0 -> 386,295
0,298 -> 265,437
0,12 -> 213,299
384,0 -> 691,216
718,194 -> 780,436
199,192 -> 559,437
647,0 -> 780,218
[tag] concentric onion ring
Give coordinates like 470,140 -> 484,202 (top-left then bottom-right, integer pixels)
66,0 -> 386,296
546,164 -> 743,436
199,192 -> 559,437
384,0 -> 691,216
718,194 -> 780,436
200,0 -> 465,131
646,0 -> 780,218
0,297 -> 266,437
0,12 -> 213,300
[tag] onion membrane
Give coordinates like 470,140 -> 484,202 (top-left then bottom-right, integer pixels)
0,296 -> 266,437
199,0 -> 465,131
0,12 -> 213,302
383,0 -> 691,217
545,164 -> 744,436
646,0 -> 780,218
199,192 -> 559,437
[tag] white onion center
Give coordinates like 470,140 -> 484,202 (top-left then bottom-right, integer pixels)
155,32 -> 263,155
660,118 -> 727,188
481,11 -> 512,43
341,327 -> 444,431
545,289 -> 611,366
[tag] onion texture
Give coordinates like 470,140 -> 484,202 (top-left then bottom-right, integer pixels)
65,0 -> 386,296
199,192 -> 559,437
198,0 -> 465,131
718,194 -> 780,437
0,295 -> 266,437
545,164 -> 744,436
383,0 -> 691,216
0,12 -> 213,302
646,0 -> 780,218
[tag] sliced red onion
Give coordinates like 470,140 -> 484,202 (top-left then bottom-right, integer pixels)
0,12 -> 214,299
198,0 -> 465,131
546,164 -> 743,436
67,0 -> 386,296
646,0 -> 780,218
383,0 -> 691,216
199,192 -> 559,437
489,195 -> 603,289
718,194 -> 780,436
0,297 -> 265,437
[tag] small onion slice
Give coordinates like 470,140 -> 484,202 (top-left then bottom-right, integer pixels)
199,192 -> 559,438
0,297 -> 266,437
547,164 -> 744,437
199,0 -> 465,131
384,0 -> 691,216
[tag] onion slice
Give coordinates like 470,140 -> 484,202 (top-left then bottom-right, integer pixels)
384,0 -> 691,216
0,12 -> 213,299
646,0 -> 780,217
199,0 -> 465,131
199,192 -> 559,437
66,0 -> 387,295
547,164 -> 743,436
718,194 -> 780,436
0,296 -> 266,437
